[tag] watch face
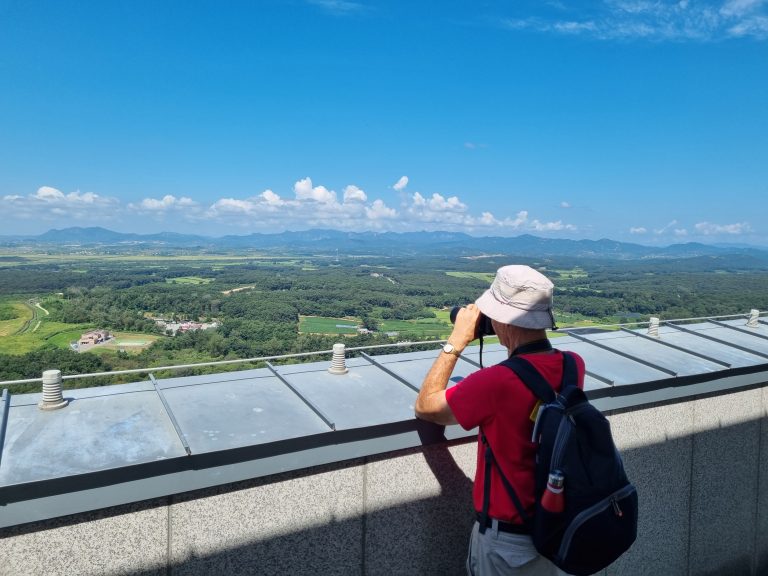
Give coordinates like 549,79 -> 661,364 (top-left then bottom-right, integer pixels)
443,343 -> 457,354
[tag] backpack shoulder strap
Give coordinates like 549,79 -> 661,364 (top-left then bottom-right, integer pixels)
499,351 -> 579,401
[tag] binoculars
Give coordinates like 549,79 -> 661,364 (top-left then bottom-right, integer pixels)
449,306 -> 495,340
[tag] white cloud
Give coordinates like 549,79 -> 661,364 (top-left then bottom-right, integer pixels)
35,186 -> 65,201
343,185 -> 367,203
294,177 -> 337,204
209,198 -> 258,214
694,221 -> 752,235
307,0 -> 364,14
502,0 -> 768,41
393,176 -> 409,192
260,189 -> 285,207
720,0 -> 766,17
480,212 -> 499,226
504,211 -> 529,228
0,178 -> 581,237
135,194 -> 198,211
530,219 -> 577,232
365,199 -> 397,220
674,228 -> 689,236
0,186 -> 121,226
427,193 -> 466,212
560,201 -> 571,208
630,226 -> 648,234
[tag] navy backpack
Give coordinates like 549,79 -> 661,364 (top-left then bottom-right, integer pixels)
479,351 -> 638,576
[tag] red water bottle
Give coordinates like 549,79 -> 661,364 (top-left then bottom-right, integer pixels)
541,471 -> 565,513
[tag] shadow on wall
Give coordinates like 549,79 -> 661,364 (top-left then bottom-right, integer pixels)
2,408 -> 767,576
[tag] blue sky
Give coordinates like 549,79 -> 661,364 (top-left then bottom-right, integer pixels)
1,0 -> 767,244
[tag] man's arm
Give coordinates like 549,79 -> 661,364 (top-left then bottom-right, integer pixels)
415,304 -> 481,425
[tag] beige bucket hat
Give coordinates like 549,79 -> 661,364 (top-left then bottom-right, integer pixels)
475,265 -> 556,329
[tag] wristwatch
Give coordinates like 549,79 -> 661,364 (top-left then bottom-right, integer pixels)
442,342 -> 461,357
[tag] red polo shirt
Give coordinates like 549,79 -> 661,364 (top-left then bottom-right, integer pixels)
446,350 -> 585,523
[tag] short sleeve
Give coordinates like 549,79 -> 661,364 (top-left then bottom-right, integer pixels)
445,367 -> 503,431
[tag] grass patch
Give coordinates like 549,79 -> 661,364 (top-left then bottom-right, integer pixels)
0,320 -> 94,354
89,331 -> 162,354
0,301 -> 32,337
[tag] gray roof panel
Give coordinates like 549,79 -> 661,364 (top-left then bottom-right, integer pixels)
159,373 -> 332,451
585,330 -> 725,376
0,390 -> 185,486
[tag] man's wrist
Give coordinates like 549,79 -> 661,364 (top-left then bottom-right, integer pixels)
442,342 -> 462,356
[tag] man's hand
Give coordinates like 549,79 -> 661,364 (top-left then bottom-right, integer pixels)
414,304 -> 482,425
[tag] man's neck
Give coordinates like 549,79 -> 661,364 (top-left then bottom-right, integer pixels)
505,329 -> 549,354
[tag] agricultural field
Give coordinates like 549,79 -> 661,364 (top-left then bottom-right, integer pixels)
299,316 -> 361,335
377,317 -> 452,338
551,268 -> 588,279
166,276 -> 213,285
0,320 -> 95,355
445,271 -> 495,283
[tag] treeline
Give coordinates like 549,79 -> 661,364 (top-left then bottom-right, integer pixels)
0,348 -> 112,393
3,256 -> 768,386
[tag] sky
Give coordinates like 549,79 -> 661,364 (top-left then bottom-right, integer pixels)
1,1 -> 767,245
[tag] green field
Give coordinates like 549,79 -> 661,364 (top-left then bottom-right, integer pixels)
378,317 -> 452,337
445,271 -> 495,283
299,316 -> 360,334
0,301 -> 31,337
166,276 -> 213,285
0,320 -> 95,354
552,268 -> 588,279
300,310 -> 456,338
89,331 -> 162,355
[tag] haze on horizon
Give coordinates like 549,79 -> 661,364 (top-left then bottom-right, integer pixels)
1,1 -> 766,245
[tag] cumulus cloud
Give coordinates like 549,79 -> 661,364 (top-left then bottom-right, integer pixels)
1,186 -> 120,225
393,176 -> 409,192
343,185 -> 367,203
630,226 -> 648,234
530,219 -> 577,232
694,221 -> 752,235
134,195 -> 198,211
261,189 -> 286,207
0,179 -> 582,237
502,0 -> 768,41
366,199 -> 397,220
294,177 -> 337,203
560,201 -> 571,208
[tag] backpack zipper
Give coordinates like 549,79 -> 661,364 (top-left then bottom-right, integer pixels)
556,484 -> 637,562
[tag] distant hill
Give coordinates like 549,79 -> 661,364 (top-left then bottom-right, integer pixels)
2,226 -> 768,263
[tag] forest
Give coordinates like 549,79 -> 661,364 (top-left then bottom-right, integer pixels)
1,249 -> 768,392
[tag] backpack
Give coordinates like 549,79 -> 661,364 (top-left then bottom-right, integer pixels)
478,351 -> 638,576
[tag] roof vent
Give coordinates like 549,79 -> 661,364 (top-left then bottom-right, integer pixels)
647,317 -> 660,338
747,309 -> 760,328
38,369 -> 68,411
328,343 -> 349,375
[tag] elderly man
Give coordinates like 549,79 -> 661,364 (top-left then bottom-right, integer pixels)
415,265 -> 585,576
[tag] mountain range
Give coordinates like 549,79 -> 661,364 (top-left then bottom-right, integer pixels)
2,226 -> 768,262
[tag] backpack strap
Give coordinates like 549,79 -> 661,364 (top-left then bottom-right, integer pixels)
500,351 -> 578,401
479,431 -> 531,533
478,351 -> 578,533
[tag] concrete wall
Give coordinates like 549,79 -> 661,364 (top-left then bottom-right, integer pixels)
2,383 -> 767,576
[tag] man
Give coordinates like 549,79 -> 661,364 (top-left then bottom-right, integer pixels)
415,265 -> 585,576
